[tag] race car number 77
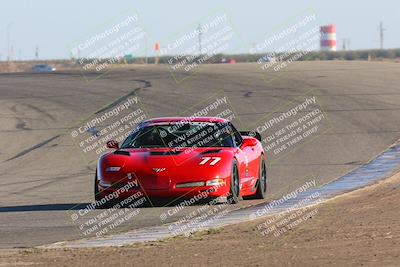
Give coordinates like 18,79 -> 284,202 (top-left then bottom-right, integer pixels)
199,157 -> 221,166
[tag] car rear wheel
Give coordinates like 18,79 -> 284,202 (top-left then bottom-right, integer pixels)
227,160 -> 240,204
253,157 -> 267,199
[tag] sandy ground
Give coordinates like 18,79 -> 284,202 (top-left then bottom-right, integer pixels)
1,171 -> 399,267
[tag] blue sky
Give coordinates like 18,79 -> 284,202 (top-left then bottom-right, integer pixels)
0,0 -> 399,60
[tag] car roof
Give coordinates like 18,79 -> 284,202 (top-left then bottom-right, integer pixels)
142,117 -> 228,125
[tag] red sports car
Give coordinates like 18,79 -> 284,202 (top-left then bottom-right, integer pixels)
95,117 -> 267,206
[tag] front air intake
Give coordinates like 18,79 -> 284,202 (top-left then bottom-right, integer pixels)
113,150 -> 130,156
201,149 -> 221,155
150,151 -> 182,156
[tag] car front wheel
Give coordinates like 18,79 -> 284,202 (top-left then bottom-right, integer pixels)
227,160 -> 240,204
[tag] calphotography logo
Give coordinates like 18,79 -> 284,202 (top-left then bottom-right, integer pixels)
69,96 -> 149,165
70,9 -> 148,81
160,10 -> 244,83
249,90 -> 333,163
249,8 -> 320,83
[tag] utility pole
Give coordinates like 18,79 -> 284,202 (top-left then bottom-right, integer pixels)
144,34 -> 148,64
35,46 -> 39,60
6,22 -> 13,61
10,45 -> 14,61
378,21 -> 386,50
342,38 -> 351,51
197,24 -> 202,55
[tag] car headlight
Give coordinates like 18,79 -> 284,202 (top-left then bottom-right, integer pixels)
176,182 -> 206,188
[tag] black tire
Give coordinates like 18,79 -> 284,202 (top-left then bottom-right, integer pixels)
227,160 -> 240,204
94,171 -> 100,201
253,157 -> 267,199
94,171 -> 110,209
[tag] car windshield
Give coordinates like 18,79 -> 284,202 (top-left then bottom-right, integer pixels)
121,122 -> 235,148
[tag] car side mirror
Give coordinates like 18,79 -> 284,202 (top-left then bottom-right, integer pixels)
106,140 -> 119,149
240,138 -> 258,149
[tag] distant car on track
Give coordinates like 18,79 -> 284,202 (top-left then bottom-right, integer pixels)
95,117 -> 267,206
31,64 -> 56,73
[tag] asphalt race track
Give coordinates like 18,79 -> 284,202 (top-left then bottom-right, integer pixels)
1,61 -> 400,248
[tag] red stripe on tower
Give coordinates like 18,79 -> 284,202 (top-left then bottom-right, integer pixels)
320,24 -> 337,51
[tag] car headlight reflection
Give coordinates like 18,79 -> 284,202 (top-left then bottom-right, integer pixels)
98,180 -> 111,187
106,166 -> 121,172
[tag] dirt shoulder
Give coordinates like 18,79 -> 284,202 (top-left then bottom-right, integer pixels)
1,172 -> 400,267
